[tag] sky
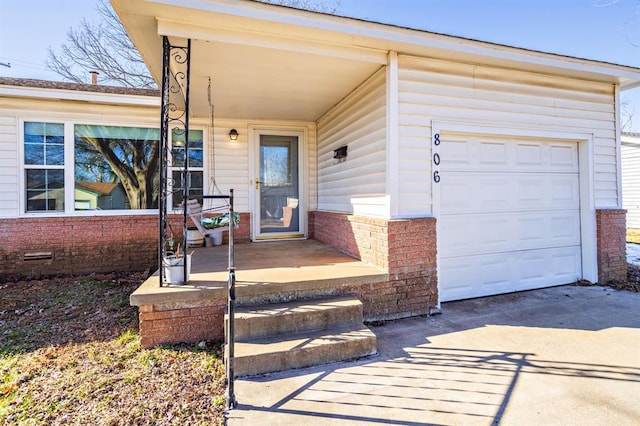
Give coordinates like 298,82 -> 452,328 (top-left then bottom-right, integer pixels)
2,0 -> 640,129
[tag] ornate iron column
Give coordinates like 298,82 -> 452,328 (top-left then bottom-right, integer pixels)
159,36 -> 191,286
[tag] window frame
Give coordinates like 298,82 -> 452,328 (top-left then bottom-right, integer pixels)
22,121 -> 67,213
18,117 -> 207,217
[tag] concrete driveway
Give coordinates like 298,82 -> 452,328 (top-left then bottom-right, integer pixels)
228,285 -> 640,425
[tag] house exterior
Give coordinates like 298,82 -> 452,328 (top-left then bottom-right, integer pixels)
622,132 -> 640,235
2,0 -> 637,332
111,0 -> 637,307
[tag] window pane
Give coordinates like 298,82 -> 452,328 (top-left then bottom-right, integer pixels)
74,125 -> 160,210
171,170 -> 203,209
24,122 -> 64,166
46,144 -> 65,166
26,169 -> 65,212
24,144 -> 44,164
172,129 -> 203,168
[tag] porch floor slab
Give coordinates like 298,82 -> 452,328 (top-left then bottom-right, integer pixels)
130,240 -> 388,306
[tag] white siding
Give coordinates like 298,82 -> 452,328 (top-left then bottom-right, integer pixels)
200,118 -> 251,213
0,96 -> 316,219
0,116 -> 18,217
317,67 -> 387,216
398,55 -> 617,215
204,118 -> 316,214
622,139 -> 640,230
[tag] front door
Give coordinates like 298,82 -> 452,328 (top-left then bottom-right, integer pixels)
254,132 -> 303,239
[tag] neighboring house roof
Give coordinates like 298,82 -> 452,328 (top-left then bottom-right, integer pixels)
0,77 -> 159,97
0,77 -> 160,106
622,132 -> 640,146
75,181 -> 121,196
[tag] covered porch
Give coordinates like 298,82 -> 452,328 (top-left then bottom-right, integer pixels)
114,0 -> 440,349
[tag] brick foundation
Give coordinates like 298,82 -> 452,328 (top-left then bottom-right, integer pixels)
309,211 -> 438,320
138,300 -> 226,347
0,212 -> 250,278
596,209 -> 627,283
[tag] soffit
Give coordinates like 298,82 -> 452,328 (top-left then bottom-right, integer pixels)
111,0 -> 640,122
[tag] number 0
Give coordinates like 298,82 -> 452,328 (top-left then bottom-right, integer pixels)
433,153 -> 440,166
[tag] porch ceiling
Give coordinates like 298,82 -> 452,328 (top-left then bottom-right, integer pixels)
187,40 -> 382,121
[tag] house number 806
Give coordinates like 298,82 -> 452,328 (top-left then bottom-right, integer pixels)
433,133 -> 441,183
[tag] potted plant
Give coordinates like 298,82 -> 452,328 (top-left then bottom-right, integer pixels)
163,243 -> 191,284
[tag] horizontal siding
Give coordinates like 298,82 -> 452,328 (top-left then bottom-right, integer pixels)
398,55 -> 617,214
0,115 -> 18,217
202,119 -> 250,213
194,118 -> 316,215
1,96 -> 316,219
622,142 -> 640,229
317,68 -> 387,216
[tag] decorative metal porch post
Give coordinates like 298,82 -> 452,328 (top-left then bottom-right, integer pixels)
158,36 -> 191,286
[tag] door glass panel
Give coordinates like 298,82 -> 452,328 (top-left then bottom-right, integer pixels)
260,135 -> 299,234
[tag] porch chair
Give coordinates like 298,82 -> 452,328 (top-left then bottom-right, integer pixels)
186,199 -> 235,243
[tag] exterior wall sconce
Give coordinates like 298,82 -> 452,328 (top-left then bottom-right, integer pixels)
228,129 -> 239,141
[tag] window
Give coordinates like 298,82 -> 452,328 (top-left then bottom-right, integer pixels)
170,129 -> 204,209
24,122 -> 65,212
22,120 -> 203,214
74,125 -> 160,210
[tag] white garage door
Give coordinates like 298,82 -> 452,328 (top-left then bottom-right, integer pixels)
438,134 -> 582,302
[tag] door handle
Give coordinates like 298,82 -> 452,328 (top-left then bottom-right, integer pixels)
255,178 -> 261,189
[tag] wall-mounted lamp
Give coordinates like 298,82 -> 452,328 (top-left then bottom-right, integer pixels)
228,129 -> 239,141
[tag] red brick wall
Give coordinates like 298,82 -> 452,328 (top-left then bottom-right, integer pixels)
596,209 -> 627,283
0,212 -> 251,278
138,300 -> 226,348
309,211 -> 438,319
309,212 -> 389,268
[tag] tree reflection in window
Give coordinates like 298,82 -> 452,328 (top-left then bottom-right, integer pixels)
74,125 -> 160,210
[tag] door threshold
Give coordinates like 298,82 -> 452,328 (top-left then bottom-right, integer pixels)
254,233 -> 306,241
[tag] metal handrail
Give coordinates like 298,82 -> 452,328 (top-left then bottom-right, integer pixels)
203,192 -> 236,410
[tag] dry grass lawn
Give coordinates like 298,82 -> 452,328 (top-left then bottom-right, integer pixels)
627,228 -> 640,244
0,272 -> 226,425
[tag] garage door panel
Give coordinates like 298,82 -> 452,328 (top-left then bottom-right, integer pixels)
440,247 -> 582,301
442,137 -> 579,173
439,211 -> 581,258
550,144 -> 579,170
441,172 -> 580,214
438,134 -> 582,302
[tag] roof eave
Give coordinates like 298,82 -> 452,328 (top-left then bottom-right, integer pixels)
136,0 -> 640,87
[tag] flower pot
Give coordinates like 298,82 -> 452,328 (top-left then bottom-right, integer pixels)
186,228 -> 204,247
163,254 -> 191,284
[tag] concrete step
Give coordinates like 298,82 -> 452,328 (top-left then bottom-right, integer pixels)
232,296 -> 364,341
231,325 -> 377,377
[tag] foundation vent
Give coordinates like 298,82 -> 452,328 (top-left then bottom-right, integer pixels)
23,251 -> 53,261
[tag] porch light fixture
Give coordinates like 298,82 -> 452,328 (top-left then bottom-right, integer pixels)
228,129 -> 239,141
